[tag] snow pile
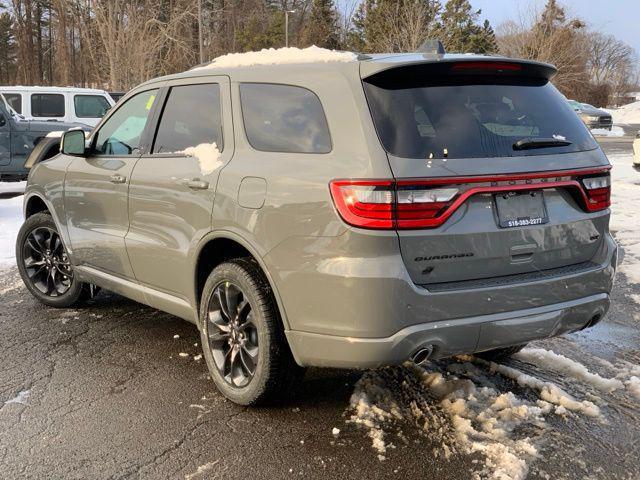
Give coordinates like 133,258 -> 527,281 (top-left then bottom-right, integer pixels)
348,353 -> 613,480
627,377 -> 640,400
348,375 -> 404,460
514,348 -> 624,393
591,126 -> 624,137
0,194 -> 23,268
606,101 -> 640,124
608,152 -> 640,284
192,46 -> 357,71
0,181 -> 26,195
180,142 -> 222,176
479,359 -> 601,417
4,389 -> 30,406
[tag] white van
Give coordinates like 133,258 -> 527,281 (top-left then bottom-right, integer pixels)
0,86 -> 115,127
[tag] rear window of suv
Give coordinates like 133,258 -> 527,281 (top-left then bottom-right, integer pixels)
31,93 -> 65,117
363,64 -> 597,159
240,83 -> 331,154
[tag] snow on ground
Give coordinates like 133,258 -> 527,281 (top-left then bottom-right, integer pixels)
591,126 -> 625,137
513,348 -> 624,393
192,46 -> 357,71
0,181 -> 26,195
605,101 -> 640,125
608,152 -> 640,284
0,194 -> 22,268
4,389 -> 30,406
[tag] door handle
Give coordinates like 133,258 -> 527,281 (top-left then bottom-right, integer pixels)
109,174 -> 127,184
180,179 -> 209,190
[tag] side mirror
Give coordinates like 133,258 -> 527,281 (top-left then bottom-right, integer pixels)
0,114 -> 5,127
61,129 -> 86,156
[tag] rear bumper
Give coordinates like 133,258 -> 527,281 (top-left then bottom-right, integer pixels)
286,293 -> 610,368
269,230 -> 617,368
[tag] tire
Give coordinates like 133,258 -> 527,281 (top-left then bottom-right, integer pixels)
16,213 -> 89,308
199,258 -> 304,406
475,344 -> 527,362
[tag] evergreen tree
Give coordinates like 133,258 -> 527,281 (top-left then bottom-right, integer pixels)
0,5 -> 14,83
348,0 -> 442,53
438,0 -> 497,53
300,0 -> 341,49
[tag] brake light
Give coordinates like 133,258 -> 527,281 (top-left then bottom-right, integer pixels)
582,175 -> 611,211
451,62 -> 522,72
330,168 -> 611,230
329,181 -> 394,229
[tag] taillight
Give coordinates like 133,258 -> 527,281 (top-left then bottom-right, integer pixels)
329,181 -> 394,229
581,175 -> 611,211
330,168 -> 611,230
396,187 -> 459,227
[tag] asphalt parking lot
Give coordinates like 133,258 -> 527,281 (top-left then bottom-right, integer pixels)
0,138 -> 639,480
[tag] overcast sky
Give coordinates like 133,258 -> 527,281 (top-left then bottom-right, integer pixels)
337,0 -> 640,54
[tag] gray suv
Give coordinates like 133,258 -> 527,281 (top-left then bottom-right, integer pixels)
16,53 -> 617,405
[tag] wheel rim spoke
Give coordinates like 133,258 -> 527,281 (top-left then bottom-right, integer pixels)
22,227 -> 73,297
208,281 -> 258,389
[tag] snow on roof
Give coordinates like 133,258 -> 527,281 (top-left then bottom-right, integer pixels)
191,46 -> 358,71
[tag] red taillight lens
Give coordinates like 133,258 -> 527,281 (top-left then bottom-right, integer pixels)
451,61 -> 522,72
329,181 -> 394,229
329,181 -> 459,229
330,168 -> 611,230
396,187 -> 459,228
581,175 -> 611,211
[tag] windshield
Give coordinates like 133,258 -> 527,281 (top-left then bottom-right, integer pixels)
363,71 -> 598,159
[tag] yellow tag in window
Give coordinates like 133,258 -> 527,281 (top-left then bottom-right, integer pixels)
145,95 -> 156,111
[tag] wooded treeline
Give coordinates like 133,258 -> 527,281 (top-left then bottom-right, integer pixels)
0,0 -> 637,106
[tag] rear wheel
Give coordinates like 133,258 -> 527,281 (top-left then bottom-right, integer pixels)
475,344 -> 527,361
16,213 -> 89,308
199,258 -> 304,405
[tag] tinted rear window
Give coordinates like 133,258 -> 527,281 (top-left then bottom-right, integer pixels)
240,83 -> 331,153
153,83 -> 223,153
31,93 -> 65,117
74,94 -> 111,118
363,69 -> 597,159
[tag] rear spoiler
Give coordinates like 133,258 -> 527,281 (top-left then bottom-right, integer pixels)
360,56 -> 557,82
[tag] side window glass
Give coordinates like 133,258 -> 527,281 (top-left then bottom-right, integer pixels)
74,95 -> 111,118
31,94 -> 64,117
5,93 -> 22,113
94,89 -> 158,156
239,83 -> 331,153
153,84 -> 223,153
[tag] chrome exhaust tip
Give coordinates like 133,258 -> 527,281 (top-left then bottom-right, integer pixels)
411,345 -> 434,365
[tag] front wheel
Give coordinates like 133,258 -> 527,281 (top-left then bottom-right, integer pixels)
16,213 -> 89,308
199,258 -> 304,405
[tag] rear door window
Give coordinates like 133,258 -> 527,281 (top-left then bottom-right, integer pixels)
4,93 -> 22,113
153,83 -> 223,153
363,65 -> 597,159
240,83 -> 331,153
31,93 -> 65,117
74,95 -> 111,118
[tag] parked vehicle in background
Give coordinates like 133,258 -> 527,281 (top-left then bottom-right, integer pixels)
0,100 -> 91,180
634,131 -> 640,167
568,100 -> 613,130
108,92 -> 126,103
17,50 -> 617,406
0,86 -> 114,127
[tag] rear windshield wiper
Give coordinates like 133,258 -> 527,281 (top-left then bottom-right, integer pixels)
513,137 -> 572,151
